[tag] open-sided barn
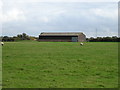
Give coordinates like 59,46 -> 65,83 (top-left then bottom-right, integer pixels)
39,32 -> 86,42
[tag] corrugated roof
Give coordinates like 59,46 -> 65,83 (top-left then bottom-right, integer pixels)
40,32 -> 83,36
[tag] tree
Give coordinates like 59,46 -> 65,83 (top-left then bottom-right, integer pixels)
16,33 -> 30,40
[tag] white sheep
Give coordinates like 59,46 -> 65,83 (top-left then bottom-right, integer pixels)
80,42 -> 84,46
1,42 -> 4,46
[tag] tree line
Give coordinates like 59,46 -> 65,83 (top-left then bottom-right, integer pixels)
0,33 -> 120,42
1,33 -> 38,42
86,36 -> 120,42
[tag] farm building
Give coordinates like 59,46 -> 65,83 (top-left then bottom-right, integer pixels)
39,32 -> 86,42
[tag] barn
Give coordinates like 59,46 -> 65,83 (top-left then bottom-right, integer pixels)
39,32 -> 86,42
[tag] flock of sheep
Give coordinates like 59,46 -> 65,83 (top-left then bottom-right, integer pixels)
0,42 -> 83,46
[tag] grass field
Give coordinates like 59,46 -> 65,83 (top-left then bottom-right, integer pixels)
2,42 -> 118,88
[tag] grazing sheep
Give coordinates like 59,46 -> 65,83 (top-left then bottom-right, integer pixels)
1,42 -> 4,46
80,42 -> 83,46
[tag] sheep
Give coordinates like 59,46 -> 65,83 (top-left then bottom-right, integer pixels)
1,42 -> 4,46
80,42 -> 84,46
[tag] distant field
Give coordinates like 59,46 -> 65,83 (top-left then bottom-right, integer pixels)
2,42 -> 118,88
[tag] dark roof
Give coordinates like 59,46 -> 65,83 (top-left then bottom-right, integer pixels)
40,32 -> 83,36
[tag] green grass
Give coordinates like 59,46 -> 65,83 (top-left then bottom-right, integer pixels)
2,42 -> 118,88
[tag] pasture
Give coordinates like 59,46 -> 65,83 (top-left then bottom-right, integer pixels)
2,42 -> 118,88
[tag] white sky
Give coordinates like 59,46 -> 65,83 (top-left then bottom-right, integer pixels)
2,0 -> 119,2
1,0 -> 119,37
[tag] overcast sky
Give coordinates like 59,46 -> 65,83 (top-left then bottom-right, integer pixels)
0,0 -> 119,37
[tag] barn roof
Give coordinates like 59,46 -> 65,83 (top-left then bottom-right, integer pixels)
40,32 -> 83,36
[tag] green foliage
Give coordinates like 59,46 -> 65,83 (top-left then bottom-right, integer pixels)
2,36 -> 14,42
2,42 -> 118,88
16,33 -> 30,40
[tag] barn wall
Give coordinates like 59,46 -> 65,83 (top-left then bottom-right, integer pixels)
78,34 -> 86,42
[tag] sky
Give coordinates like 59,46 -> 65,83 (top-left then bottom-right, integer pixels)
0,0 -> 119,37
